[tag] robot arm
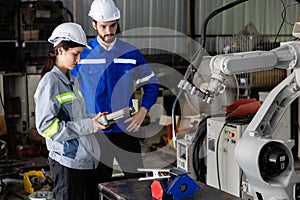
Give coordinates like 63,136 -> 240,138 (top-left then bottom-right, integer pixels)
187,23 -> 300,199
178,41 -> 300,104
203,42 -> 300,101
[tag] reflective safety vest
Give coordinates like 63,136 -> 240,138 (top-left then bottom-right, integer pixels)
34,66 -> 99,169
71,37 -> 159,133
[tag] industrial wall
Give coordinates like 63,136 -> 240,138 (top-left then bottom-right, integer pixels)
195,0 -> 300,36
57,0 -> 300,37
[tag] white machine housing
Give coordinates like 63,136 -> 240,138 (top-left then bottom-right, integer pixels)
177,132 -> 197,179
206,117 -> 248,197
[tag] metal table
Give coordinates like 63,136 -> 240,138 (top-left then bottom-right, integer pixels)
99,178 -> 242,200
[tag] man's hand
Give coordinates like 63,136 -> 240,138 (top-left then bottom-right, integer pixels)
125,107 -> 148,132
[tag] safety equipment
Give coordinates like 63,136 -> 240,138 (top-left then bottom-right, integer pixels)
48,22 -> 88,48
88,0 -> 120,22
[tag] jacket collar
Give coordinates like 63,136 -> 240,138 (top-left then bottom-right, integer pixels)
89,36 -> 123,54
97,36 -> 116,51
52,66 -> 75,85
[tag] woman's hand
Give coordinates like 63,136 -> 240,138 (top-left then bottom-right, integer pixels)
92,112 -> 109,132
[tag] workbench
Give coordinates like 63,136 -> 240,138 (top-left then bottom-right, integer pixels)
98,178 -> 242,200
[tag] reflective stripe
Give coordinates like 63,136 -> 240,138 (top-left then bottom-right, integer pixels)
43,118 -> 59,139
79,59 -> 106,64
114,58 -> 137,65
136,71 -> 155,84
78,90 -> 83,98
56,92 -> 77,104
34,88 -> 40,100
79,58 -> 137,65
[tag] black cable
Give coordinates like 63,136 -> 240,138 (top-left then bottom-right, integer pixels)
225,114 -> 256,125
65,8 -> 74,22
191,0 -> 249,71
274,0 -> 286,43
174,0 -> 249,141
240,170 -> 244,198
200,0 -> 249,48
0,93 -> 4,112
215,122 -> 226,190
192,115 -> 210,183
183,0 -> 250,78
192,113 -> 225,183
282,3 -> 299,26
192,112 -> 254,191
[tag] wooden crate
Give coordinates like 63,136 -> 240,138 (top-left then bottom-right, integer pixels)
251,68 -> 287,88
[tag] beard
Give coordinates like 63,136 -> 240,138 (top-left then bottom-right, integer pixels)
100,33 -> 116,44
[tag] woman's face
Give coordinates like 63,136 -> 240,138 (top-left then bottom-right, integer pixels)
57,46 -> 84,71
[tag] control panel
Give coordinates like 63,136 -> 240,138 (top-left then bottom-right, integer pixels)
206,117 -> 249,197
176,132 -> 197,179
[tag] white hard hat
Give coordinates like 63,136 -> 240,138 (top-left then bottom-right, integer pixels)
88,0 -> 120,22
48,22 -> 88,48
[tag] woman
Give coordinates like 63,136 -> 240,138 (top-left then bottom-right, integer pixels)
34,22 -> 107,200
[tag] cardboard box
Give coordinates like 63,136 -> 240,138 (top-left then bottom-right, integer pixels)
0,115 -> 7,135
23,30 -> 39,40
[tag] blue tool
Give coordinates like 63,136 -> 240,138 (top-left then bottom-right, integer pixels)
139,168 -> 200,200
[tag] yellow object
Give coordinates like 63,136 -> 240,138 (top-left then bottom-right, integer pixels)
0,115 -> 7,135
24,170 -> 46,194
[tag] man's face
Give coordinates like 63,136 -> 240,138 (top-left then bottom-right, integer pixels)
93,20 -> 118,43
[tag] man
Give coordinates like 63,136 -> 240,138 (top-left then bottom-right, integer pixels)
71,0 -> 159,182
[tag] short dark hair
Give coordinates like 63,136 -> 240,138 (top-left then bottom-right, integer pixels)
93,20 -> 122,34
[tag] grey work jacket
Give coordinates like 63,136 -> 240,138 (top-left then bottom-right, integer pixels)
34,66 -> 100,169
